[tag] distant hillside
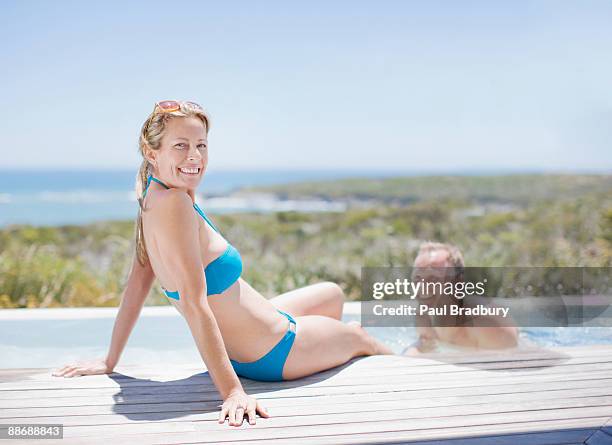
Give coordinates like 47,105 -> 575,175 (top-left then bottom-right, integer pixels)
241,174 -> 612,206
1,174 -> 610,308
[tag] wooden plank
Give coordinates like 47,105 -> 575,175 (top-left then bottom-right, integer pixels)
3,345 -> 612,384
602,417 -> 612,435
5,403 -> 609,438
0,373 -> 610,417
3,398 -> 608,444
2,383 -> 610,421
20,423 -> 604,445
13,420 -> 605,445
1,373 -> 610,414
391,357 -> 612,372
10,354 -> 610,385
3,343 -> 607,374
602,417 -> 612,436
2,344 -> 611,378
3,382 -> 609,411
0,375 -> 603,404
3,361 -> 612,394
226,427 -> 598,445
1,345 -> 610,445
56,410 -> 611,442
585,430 -> 612,445
1,344 -> 609,385
333,345 -> 612,368
39,358 -> 605,387
2,391 -> 611,429
5,348 -> 612,381
2,373 -> 610,404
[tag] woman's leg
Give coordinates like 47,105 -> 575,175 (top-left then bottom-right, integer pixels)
270,282 -> 345,320
282,315 -> 394,380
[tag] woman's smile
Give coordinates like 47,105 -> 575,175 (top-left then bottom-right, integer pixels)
178,166 -> 201,176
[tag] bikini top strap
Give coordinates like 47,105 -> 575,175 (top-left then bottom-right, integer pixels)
143,175 -> 170,199
143,175 -> 220,234
193,202 -> 220,234
150,175 -> 170,189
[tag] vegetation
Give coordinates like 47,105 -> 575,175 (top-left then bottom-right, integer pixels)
0,174 -> 610,308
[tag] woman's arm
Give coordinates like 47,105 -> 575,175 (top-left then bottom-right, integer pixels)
105,252 -> 155,370
154,191 -> 268,426
52,247 -> 155,377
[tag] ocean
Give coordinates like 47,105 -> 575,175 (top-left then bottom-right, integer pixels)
0,169 -> 401,227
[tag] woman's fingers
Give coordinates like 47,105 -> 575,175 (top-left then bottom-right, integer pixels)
231,405 -> 245,426
64,368 -> 85,378
246,401 -> 257,425
51,366 -> 66,376
220,397 -> 269,427
229,403 -> 238,426
52,359 -> 109,378
256,400 -> 271,418
52,365 -> 76,377
222,401 -> 238,426
234,407 -> 245,426
52,365 -> 73,376
218,404 -> 229,424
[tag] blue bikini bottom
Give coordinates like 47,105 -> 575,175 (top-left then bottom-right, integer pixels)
229,310 -> 297,382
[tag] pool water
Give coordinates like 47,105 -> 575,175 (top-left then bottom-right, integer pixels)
1,312 -> 611,369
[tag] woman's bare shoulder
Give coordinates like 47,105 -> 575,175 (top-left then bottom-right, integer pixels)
144,189 -> 200,235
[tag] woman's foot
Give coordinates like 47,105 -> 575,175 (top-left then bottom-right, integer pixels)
347,321 -> 395,355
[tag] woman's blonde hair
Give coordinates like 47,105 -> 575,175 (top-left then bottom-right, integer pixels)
135,101 -> 211,266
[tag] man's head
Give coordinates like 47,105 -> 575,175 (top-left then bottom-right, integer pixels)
414,242 -> 464,272
412,242 -> 465,303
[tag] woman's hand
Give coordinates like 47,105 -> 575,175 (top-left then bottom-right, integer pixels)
52,358 -> 112,378
219,390 -> 270,426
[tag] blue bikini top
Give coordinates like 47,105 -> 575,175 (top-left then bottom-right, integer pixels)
143,175 -> 243,299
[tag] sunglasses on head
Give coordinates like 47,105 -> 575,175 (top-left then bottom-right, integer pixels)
153,100 -> 203,113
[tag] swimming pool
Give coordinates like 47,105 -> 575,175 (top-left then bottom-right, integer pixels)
1,305 -> 611,369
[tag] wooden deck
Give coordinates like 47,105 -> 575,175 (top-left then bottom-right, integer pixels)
1,345 -> 611,445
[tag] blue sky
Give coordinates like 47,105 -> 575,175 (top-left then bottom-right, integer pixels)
1,0 -> 611,171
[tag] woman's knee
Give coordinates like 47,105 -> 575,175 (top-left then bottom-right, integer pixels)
321,282 -> 345,315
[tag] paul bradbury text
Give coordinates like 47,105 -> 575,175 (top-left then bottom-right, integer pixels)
372,304 -> 510,318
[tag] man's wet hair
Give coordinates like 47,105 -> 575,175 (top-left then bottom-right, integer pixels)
416,242 -> 465,281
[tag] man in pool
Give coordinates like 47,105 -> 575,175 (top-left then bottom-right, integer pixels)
403,242 -> 518,354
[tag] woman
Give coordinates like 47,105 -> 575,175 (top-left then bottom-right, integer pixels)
53,100 -> 393,427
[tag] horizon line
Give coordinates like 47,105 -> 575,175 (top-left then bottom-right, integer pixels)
0,167 -> 611,175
